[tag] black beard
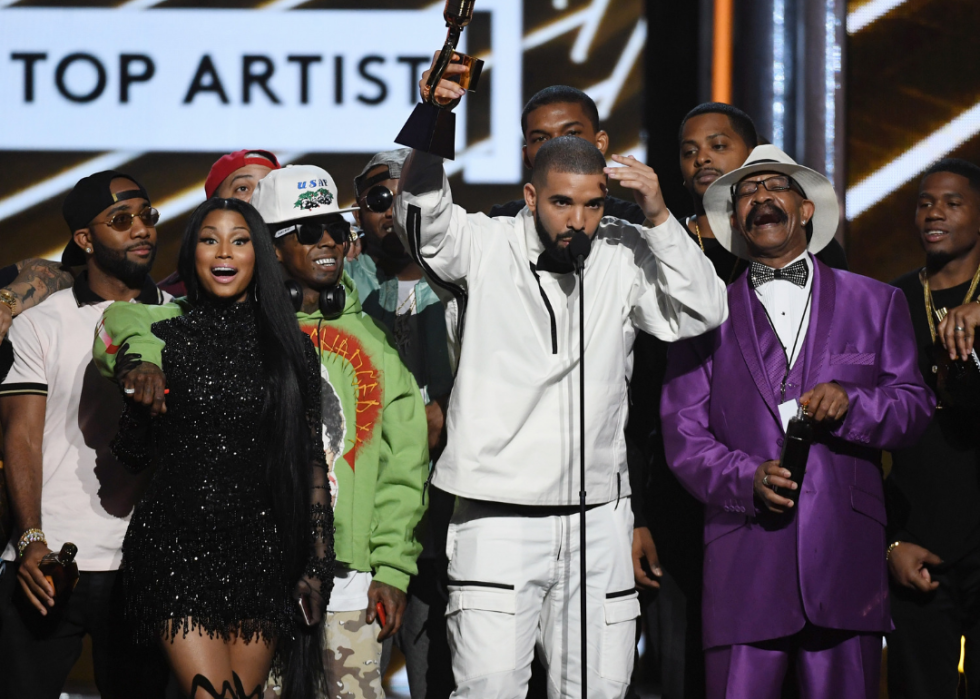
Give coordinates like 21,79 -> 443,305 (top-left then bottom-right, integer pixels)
534,212 -> 581,266
364,230 -> 412,273
91,236 -> 155,288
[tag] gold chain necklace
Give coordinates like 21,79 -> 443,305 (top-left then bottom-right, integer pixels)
396,285 -> 417,315
690,215 -> 746,283
920,264 -> 980,343
689,216 -> 705,252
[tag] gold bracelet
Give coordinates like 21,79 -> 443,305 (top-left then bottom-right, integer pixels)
886,540 -> 902,561
0,289 -> 17,313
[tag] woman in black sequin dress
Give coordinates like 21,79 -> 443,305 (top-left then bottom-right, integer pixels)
109,198 -> 334,698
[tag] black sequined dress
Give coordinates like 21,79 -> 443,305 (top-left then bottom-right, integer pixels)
113,298 -> 334,647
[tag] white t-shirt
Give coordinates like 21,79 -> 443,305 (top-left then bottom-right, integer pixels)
395,279 -> 417,316
327,565 -> 373,612
1,282 -> 169,570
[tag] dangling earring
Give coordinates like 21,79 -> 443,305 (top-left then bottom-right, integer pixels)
253,283 -> 259,303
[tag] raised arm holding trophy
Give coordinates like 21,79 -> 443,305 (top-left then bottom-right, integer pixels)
394,0 -> 484,160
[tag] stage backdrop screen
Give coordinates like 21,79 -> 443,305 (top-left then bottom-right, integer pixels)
846,0 -> 980,281
0,0 -> 645,276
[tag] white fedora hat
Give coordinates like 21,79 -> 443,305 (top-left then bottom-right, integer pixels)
702,144 -> 840,260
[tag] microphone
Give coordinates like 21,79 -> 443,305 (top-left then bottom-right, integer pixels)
568,231 -> 592,272
570,227 -> 590,699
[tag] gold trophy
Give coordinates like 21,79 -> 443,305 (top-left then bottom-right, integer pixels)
395,0 -> 484,160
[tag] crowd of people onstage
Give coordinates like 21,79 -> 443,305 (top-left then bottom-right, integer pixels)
0,65 -> 978,699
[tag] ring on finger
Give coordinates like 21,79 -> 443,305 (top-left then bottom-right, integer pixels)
762,474 -> 771,488
955,326 -> 966,333
123,387 -> 136,395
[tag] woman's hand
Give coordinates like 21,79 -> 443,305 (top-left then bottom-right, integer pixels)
294,579 -> 325,627
120,361 -> 168,417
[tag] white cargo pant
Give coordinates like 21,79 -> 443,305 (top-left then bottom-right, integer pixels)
445,497 -> 639,699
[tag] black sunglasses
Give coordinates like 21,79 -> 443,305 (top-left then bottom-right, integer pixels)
274,219 -> 351,246
362,185 -> 394,214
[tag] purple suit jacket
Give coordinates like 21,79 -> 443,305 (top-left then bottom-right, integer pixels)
661,258 -> 934,649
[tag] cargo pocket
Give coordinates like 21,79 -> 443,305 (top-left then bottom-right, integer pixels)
446,584 -> 517,681
599,591 -> 640,683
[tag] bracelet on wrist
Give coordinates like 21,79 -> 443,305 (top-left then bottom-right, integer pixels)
0,289 -> 18,313
886,540 -> 902,561
17,528 -> 46,557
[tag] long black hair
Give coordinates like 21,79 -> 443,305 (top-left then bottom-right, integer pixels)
178,198 -> 323,696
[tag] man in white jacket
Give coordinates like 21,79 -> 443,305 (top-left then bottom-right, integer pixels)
394,72 -> 727,699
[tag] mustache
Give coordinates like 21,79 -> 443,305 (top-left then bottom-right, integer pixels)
696,167 -> 723,178
556,229 -> 585,242
745,203 -> 788,230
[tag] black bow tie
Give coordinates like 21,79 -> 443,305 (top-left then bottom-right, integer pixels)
750,259 -> 809,289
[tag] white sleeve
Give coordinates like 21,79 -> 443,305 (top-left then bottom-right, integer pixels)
628,215 -> 729,341
393,150 -> 487,287
0,314 -> 48,396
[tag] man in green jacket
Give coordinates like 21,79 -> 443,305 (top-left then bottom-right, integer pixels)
94,165 -> 429,699
348,149 -> 455,699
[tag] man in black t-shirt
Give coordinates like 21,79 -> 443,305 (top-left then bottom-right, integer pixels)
488,85 -> 646,225
887,158 -> 980,698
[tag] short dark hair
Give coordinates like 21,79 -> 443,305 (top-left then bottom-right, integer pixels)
921,158 -> 980,195
531,135 -> 607,188
678,103 -> 758,149
521,86 -> 600,138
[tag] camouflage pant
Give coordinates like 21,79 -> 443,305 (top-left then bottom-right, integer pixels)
322,609 -> 385,699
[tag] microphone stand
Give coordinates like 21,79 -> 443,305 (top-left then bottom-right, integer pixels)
575,251 -> 587,699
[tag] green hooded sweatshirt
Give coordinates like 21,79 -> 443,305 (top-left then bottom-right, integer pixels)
93,272 -> 429,592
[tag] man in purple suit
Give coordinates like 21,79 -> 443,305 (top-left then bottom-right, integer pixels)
660,145 -> 934,698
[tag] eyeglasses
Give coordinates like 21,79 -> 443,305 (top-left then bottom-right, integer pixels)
731,175 -> 803,200
274,219 -> 352,246
361,185 -> 393,214
92,207 -> 160,232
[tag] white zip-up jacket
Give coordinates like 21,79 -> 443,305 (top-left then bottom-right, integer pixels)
395,152 -> 728,506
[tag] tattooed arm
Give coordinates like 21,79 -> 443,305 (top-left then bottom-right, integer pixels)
0,259 -> 76,341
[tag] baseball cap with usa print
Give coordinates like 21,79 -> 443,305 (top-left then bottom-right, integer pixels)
250,164 -> 358,226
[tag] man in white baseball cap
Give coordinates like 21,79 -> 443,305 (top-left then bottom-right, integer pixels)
252,165 -> 430,699
661,145 -> 933,698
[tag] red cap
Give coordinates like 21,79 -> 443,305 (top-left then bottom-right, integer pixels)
205,149 -> 281,199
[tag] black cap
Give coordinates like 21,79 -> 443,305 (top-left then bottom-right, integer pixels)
61,171 -> 151,267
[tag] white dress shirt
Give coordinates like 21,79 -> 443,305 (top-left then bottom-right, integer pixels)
754,251 -> 813,369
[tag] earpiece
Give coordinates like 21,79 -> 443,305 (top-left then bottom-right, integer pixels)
285,280 -> 346,319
